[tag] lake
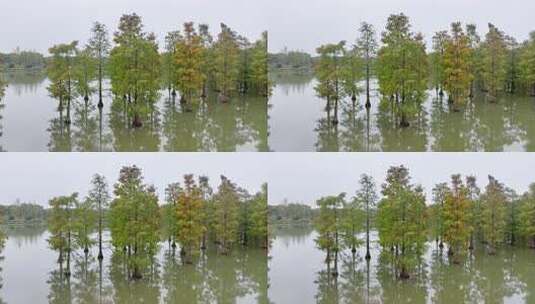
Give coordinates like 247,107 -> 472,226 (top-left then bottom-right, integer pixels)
269,226 -> 535,304
268,73 -> 535,152
0,72 -> 267,152
0,226 -> 268,303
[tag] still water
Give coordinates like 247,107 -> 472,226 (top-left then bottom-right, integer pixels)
0,227 -> 267,303
0,72 -> 267,152
269,227 -> 535,304
268,73 -> 535,152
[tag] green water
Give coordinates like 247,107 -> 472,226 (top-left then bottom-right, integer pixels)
0,227 -> 267,303
268,73 -> 535,152
0,72 -> 267,152
269,226 -> 535,304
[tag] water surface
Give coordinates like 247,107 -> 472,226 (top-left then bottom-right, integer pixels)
0,72 -> 267,152
268,73 -> 535,152
0,227 -> 267,303
269,226 -> 535,304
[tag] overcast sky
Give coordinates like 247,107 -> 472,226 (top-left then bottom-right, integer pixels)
2,0 -> 534,54
0,153 -> 268,206
0,0 -> 270,54
268,153 -> 535,206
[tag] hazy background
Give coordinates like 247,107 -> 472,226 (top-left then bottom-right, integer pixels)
268,153 -> 535,205
0,153 -> 268,206
266,0 -> 535,53
0,0 -> 271,54
2,0 -> 534,54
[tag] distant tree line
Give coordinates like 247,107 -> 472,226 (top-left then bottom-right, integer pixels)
46,165 -> 267,280
269,49 -> 314,72
46,13 -> 268,128
0,202 -> 47,225
314,166 -> 535,280
268,202 -> 317,226
314,13 -> 535,127
0,49 -> 46,70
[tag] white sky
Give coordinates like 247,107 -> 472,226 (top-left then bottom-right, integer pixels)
0,153 -> 269,206
267,153 -> 535,206
1,0 -> 534,54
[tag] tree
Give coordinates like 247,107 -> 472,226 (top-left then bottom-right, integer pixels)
213,23 -> 240,102
175,174 -> 206,264
314,193 -> 345,276
377,165 -> 427,279
47,193 -> 78,277
162,30 -> 182,97
466,175 -> 481,249
73,46 -> 97,104
356,22 -> 378,108
341,194 -> 363,255
519,32 -> 535,96
163,181 -> 181,250
481,23 -> 507,99
249,31 -> 269,96
73,197 -> 97,255
88,174 -> 110,260
47,41 -> 79,124
314,41 -> 346,124
213,175 -> 240,254
431,30 -> 450,96
109,13 -> 161,127
355,173 -> 377,260
88,22 -> 111,108
109,165 -> 160,279
443,22 -> 474,109
442,174 -> 472,264
249,183 -> 268,248
519,183 -> 535,248
174,22 -> 205,104
377,14 -> 428,127
432,182 -> 449,248
480,175 -> 507,254
341,45 -> 362,104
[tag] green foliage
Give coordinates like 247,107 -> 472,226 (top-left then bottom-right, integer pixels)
47,193 -> 79,275
47,41 -> 79,117
519,184 -> 535,247
443,22 -> 474,107
73,197 -> 97,251
174,22 -> 206,103
519,32 -> 535,95
481,23 -> 508,97
314,194 -> 345,262
248,183 -> 268,248
109,165 -> 160,279
212,175 -> 241,254
377,14 -> 428,127
377,165 -> 427,279
213,24 -> 240,99
73,46 -> 97,100
480,175 -> 507,254
175,174 -> 206,263
108,13 -> 161,127
442,175 -> 472,264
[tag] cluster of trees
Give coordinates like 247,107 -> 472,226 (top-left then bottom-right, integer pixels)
46,13 -> 268,128
0,202 -> 47,225
268,202 -> 316,226
0,49 -> 46,70
47,166 -> 267,280
314,13 -> 535,127
314,166 -> 535,280
269,49 -> 314,72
